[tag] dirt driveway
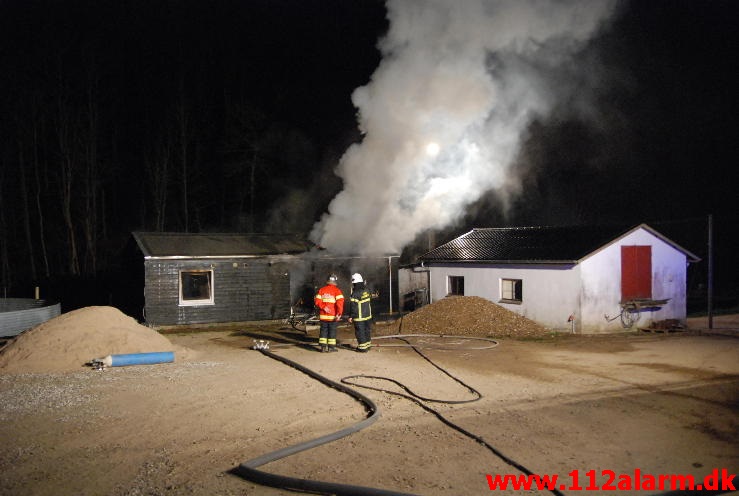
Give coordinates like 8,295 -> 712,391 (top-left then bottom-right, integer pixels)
1,320 -> 738,496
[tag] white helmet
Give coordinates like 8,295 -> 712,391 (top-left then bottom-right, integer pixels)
351,273 -> 364,284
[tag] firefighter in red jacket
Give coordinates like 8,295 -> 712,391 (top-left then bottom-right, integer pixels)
314,273 -> 344,352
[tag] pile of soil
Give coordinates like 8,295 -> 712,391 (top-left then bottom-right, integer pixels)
0,306 -> 191,374
386,295 -> 553,338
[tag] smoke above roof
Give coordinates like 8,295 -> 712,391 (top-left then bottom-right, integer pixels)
310,0 -> 618,255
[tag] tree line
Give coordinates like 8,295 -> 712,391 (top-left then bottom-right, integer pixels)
0,2 -> 361,297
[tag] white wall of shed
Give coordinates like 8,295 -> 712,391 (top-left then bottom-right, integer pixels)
579,228 -> 689,333
425,228 -> 690,334
427,263 -> 580,332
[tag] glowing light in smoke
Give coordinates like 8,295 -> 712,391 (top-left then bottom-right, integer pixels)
310,0 -> 618,256
425,142 -> 440,157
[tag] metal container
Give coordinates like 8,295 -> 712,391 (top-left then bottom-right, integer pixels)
0,298 -> 61,337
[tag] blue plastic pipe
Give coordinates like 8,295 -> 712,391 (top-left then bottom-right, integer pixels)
100,351 -> 175,367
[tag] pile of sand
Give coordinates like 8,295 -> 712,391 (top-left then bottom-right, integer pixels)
389,296 -> 553,338
0,306 -> 192,373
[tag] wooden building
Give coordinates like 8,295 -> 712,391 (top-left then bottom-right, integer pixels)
132,232 -> 399,327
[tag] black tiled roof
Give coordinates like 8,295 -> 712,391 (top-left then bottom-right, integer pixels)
420,224 -> 645,263
132,232 -> 313,258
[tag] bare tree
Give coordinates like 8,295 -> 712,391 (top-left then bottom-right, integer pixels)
81,64 -> 100,274
32,118 -> 51,278
55,60 -> 80,275
16,145 -> 37,280
0,162 -> 10,295
222,101 -> 268,232
145,135 -> 172,232
176,77 -> 190,232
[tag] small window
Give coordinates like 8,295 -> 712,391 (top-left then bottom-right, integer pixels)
180,270 -> 214,306
500,278 -> 522,303
448,276 -> 464,296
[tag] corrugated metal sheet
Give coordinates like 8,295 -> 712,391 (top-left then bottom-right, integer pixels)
0,299 -> 61,336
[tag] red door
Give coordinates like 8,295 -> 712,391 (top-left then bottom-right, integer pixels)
621,246 -> 652,301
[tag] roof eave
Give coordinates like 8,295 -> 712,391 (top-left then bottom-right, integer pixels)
637,223 -> 702,262
143,254 -> 298,260
420,259 -> 579,265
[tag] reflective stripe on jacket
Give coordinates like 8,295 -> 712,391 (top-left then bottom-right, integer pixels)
350,288 -> 372,322
314,284 -> 344,321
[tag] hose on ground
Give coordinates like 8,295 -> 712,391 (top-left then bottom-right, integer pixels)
235,333 -> 562,496
234,347 -> 417,496
371,333 -> 499,351
236,330 -> 733,496
343,336 -> 483,405
249,331 -> 499,351
342,336 -> 565,496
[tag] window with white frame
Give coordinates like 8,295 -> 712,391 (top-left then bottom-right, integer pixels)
500,278 -> 522,303
448,275 -> 464,296
180,270 -> 214,306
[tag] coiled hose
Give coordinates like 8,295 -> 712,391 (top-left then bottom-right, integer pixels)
234,334 -> 564,496
343,336 -> 564,496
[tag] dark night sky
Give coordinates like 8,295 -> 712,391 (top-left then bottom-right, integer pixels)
0,0 -> 737,297
1,0 -> 386,153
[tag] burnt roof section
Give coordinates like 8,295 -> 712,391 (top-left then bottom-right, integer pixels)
132,232 -> 314,259
419,224 -> 700,264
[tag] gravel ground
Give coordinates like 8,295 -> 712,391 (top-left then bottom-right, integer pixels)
1,309 -> 737,496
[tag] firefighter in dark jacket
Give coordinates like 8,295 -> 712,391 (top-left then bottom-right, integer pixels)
314,273 -> 344,353
348,273 -> 373,352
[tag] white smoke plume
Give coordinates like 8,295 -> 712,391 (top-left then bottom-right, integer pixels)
310,0 -> 618,255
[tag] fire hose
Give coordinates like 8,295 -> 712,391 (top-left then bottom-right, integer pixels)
233,334 -> 567,496
234,346 -> 416,496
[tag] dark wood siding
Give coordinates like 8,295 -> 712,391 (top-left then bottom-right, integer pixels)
142,254 -> 399,326
143,257 -> 290,326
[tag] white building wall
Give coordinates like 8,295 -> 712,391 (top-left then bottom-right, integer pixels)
428,263 -> 581,332
578,241 -> 622,333
427,227 -> 690,334
579,228 -> 688,333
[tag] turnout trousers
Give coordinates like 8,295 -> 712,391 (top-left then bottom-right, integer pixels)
353,320 -> 372,352
319,321 -> 338,349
